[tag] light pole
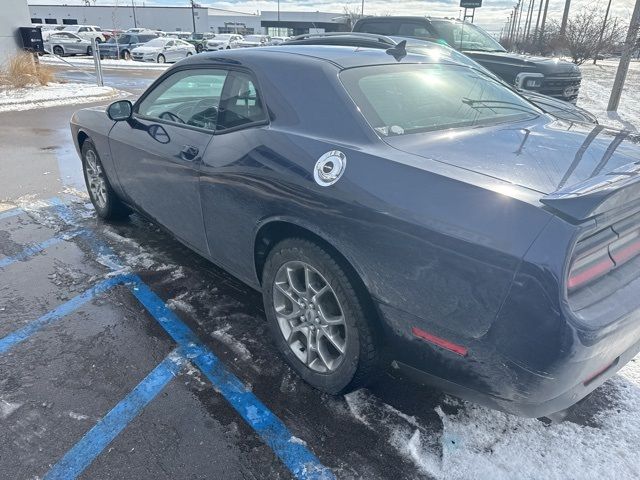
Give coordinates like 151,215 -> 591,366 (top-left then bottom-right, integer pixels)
593,0 -> 612,64
608,0 -> 640,111
362,0 -> 365,16
131,0 -> 137,29
190,1 -> 197,35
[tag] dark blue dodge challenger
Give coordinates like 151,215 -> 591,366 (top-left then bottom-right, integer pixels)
71,43 -> 640,418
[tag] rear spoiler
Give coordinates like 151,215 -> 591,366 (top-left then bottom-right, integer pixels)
541,162 -> 640,221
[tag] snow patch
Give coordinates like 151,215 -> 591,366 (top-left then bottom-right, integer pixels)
211,325 -> 252,362
0,82 -> 119,112
0,398 -> 22,419
41,55 -> 170,70
579,59 -> 639,131
68,411 -> 89,421
347,357 -> 640,480
167,292 -> 196,315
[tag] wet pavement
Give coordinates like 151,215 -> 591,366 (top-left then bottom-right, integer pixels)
0,66 -> 634,480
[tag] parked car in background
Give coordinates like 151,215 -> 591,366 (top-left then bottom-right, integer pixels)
38,25 -> 65,40
237,35 -> 271,48
164,31 -> 191,40
131,37 -> 196,63
99,33 -> 158,60
186,32 -> 216,52
62,25 -> 106,43
45,32 -> 93,56
353,16 -> 583,103
71,44 -> 640,418
205,34 -> 243,50
269,36 -> 290,45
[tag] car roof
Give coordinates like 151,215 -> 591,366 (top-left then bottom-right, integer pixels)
355,16 -> 461,24
182,44 -> 453,70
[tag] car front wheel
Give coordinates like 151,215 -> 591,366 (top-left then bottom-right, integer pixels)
82,140 -> 130,220
262,238 -> 379,394
157,54 -> 166,63
52,45 -> 64,56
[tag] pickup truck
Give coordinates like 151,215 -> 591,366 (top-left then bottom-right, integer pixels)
353,16 -> 582,103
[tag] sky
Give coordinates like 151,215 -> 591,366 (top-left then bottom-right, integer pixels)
30,0 -> 638,35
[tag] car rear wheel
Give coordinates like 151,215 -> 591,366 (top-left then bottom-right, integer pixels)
81,140 -> 130,221
52,45 -> 64,56
121,50 -> 130,60
86,46 -> 93,56
196,44 -> 203,53
157,54 -> 165,63
262,238 -> 379,394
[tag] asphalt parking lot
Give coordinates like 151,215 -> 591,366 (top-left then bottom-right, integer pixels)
1,64 -> 640,480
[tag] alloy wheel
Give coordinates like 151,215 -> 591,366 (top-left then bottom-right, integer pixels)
84,149 -> 108,209
273,261 -> 348,373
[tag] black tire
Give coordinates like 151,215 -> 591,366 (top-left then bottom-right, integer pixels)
196,44 -> 203,53
121,49 -> 130,60
52,45 -> 64,56
262,238 -> 380,394
186,51 -> 193,57
86,46 -> 93,56
157,54 -> 165,63
81,140 -> 130,221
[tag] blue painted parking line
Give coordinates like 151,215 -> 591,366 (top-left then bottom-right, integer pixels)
0,207 -> 23,221
10,197 -> 334,479
0,233 -> 81,269
0,275 -> 125,354
128,277 -> 335,480
44,350 -> 185,480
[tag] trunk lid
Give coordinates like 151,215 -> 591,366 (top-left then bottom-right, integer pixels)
384,118 -> 640,220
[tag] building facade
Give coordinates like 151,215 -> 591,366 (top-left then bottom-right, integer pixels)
1,0 -> 31,61
28,4 -> 348,36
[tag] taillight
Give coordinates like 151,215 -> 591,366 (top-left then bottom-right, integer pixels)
568,223 -> 640,292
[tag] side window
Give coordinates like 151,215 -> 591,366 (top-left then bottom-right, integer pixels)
78,27 -> 88,32
121,35 -> 132,44
137,69 -> 228,131
398,23 -> 433,37
357,21 -> 397,36
166,40 -> 175,47
217,72 -> 266,131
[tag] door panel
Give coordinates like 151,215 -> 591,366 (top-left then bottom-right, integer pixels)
199,70 -> 269,275
109,68 -> 228,255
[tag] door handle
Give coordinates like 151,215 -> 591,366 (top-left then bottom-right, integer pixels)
180,145 -> 199,161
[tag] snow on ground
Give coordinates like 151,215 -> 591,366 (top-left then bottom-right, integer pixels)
578,59 -> 640,131
0,82 -> 118,112
40,55 -> 170,71
346,358 -> 640,479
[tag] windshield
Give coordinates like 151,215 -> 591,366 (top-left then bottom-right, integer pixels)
340,64 -> 539,136
429,20 -> 505,52
215,34 -> 233,40
244,35 -> 263,42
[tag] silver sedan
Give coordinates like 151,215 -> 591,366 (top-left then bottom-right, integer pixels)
45,32 -> 94,56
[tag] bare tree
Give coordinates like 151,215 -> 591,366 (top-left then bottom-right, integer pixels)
549,7 -> 624,64
342,6 -> 364,29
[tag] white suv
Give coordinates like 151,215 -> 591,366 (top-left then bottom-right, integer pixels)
62,25 -> 106,43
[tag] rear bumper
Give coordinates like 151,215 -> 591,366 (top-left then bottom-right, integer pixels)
392,333 -> 640,418
378,297 -> 640,418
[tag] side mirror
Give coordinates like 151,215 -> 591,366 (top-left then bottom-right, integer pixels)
107,100 -> 133,121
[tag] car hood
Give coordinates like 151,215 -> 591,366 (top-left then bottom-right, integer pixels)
463,51 -> 581,76
132,46 -> 160,54
384,118 -> 640,195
